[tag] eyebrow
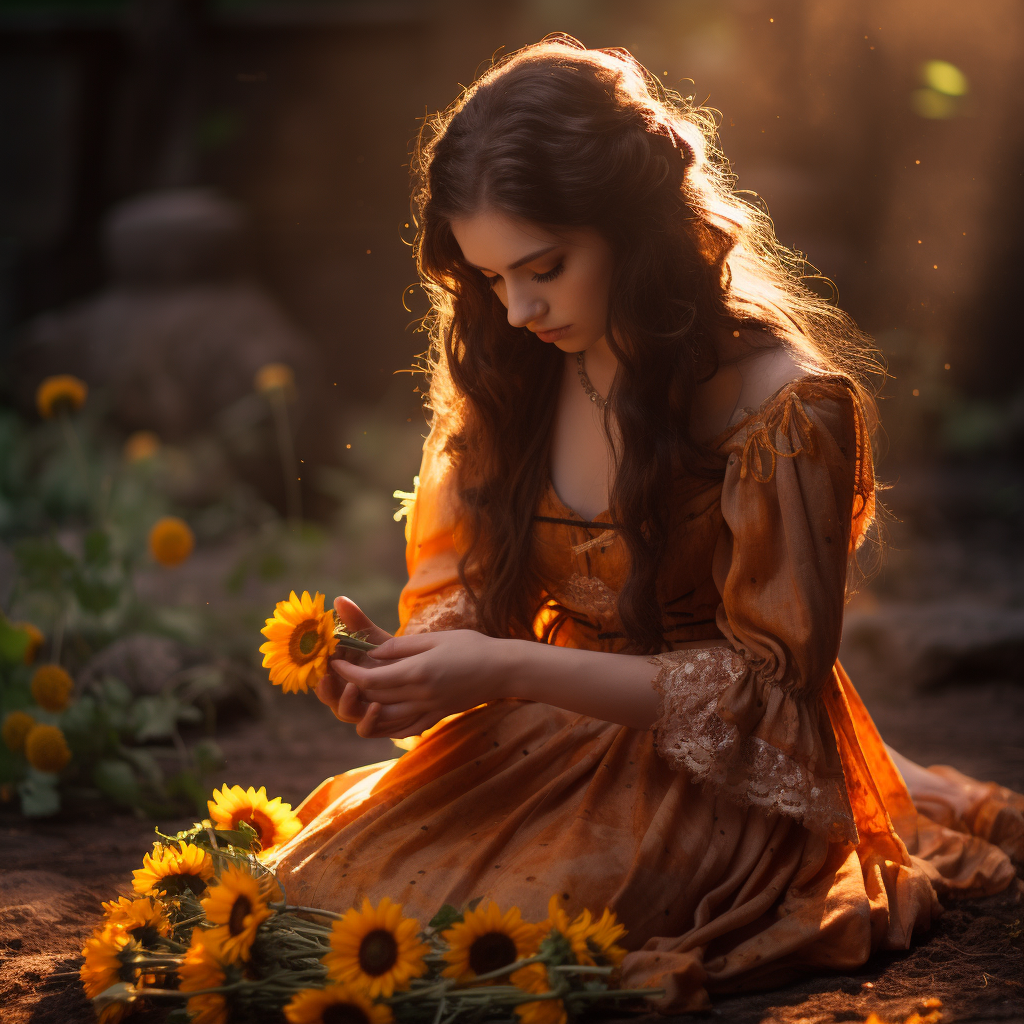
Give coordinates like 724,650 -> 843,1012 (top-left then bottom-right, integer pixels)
466,244 -> 558,273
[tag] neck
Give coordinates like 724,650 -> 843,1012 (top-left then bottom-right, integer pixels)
579,336 -> 617,396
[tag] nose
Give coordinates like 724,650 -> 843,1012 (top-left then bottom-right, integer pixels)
505,284 -> 548,330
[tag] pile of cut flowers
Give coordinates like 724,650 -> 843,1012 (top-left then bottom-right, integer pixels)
72,783 -> 660,1024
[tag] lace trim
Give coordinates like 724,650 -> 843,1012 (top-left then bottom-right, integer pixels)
404,587 -> 480,634
649,649 -> 857,843
559,573 -> 619,619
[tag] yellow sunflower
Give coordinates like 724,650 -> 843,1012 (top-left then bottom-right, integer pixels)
124,430 -> 160,462
178,931 -> 230,1024
284,984 -> 394,1024
36,374 -> 87,418
101,895 -> 171,947
322,897 -> 429,998
201,863 -> 274,962
16,622 -> 45,665
24,723 -> 71,772
2,710 -> 35,753
255,362 -> 295,396
260,590 -> 338,694
132,842 -> 214,897
441,901 -> 541,982
207,784 -> 302,853
80,925 -> 146,999
579,907 -> 627,967
30,663 -> 74,712
511,962 -> 566,1024
536,895 -> 603,966
148,516 -> 195,567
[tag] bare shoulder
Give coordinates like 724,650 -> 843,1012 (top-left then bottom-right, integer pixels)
733,341 -> 808,412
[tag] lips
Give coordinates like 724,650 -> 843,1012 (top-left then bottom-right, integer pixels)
533,325 -> 573,343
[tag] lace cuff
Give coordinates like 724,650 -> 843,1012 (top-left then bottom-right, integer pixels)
403,586 -> 480,634
649,649 -> 857,843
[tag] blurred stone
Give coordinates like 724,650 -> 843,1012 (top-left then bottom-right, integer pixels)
841,601 -> 1024,694
77,633 -> 184,695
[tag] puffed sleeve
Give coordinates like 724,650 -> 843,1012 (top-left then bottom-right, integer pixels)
649,376 -> 875,843
395,425 -> 481,636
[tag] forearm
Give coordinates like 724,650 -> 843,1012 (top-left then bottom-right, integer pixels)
495,639 -> 662,730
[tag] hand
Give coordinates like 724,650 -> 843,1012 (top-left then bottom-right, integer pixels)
314,597 -> 394,729
323,625 -> 512,740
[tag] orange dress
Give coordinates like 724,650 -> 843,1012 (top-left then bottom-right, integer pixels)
268,375 -> 1015,1012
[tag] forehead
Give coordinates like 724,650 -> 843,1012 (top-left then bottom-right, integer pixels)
449,210 -> 564,270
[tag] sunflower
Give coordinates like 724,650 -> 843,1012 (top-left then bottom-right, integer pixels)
536,895 -> 602,966
30,663 -> 74,712
80,925 -> 147,999
36,374 -> 87,418
179,931 -> 231,1024
441,901 -> 540,982
16,622 -> 45,665
124,430 -> 160,462
260,590 -> 338,694
2,710 -> 35,754
284,984 -> 394,1024
255,362 -> 295,396
322,897 -> 429,998
511,962 -> 566,1024
148,516 -> 195,567
101,895 -> 171,947
579,907 -> 627,967
132,842 -> 214,897
207,784 -> 302,853
24,723 -> 71,772
201,863 -> 274,962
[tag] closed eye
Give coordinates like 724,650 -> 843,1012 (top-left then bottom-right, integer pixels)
532,262 -> 564,284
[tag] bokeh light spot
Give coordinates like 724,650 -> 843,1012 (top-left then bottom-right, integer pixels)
923,60 -> 968,97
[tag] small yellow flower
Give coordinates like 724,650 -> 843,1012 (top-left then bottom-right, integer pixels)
30,663 -> 74,712
323,897 -> 429,998
24,723 -> 71,772
148,515 -> 195,567
124,430 -> 160,462
441,901 -> 541,982
578,906 -> 627,967
2,710 -> 35,754
207,784 -> 302,853
255,362 -> 295,396
101,895 -> 171,946
179,930 -> 230,1024
259,590 -> 338,695
511,962 -> 566,1024
392,475 -> 420,541
132,842 -> 214,897
285,984 -> 394,1024
36,374 -> 87,418
16,622 -> 45,665
201,863 -> 274,962
535,895 -> 616,966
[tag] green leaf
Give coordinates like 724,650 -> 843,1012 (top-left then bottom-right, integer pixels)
14,537 -> 76,592
83,529 -> 112,566
99,677 -> 133,709
93,758 -> 141,807
166,770 -> 207,815
131,696 -> 180,741
0,618 -> 30,664
18,771 -> 60,817
71,572 -> 121,613
191,738 -> 224,775
428,904 -> 463,932
120,747 -> 164,789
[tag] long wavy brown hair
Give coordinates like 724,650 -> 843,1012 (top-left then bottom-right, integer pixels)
411,36 -> 877,653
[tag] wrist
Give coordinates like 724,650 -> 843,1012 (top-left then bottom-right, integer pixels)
492,638 -> 537,702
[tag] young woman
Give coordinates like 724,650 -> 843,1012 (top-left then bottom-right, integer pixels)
267,39 -> 1021,1011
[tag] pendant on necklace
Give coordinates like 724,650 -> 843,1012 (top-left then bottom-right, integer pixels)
576,351 -> 607,410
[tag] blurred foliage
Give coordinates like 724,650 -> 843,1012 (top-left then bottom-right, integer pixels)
0,378 -> 419,819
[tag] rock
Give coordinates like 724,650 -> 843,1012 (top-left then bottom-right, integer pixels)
841,600 -> 1024,694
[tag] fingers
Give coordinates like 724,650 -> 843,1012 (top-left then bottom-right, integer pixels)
334,596 -> 393,646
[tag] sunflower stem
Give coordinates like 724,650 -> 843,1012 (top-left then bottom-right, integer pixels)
271,903 -> 347,921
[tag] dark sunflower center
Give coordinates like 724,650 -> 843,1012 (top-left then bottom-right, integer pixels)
229,895 -> 253,935
130,924 -> 161,947
235,811 -> 270,846
468,932 -> 518,976
170,873 -> 207,896
358,929 -> 398,976
298,628 -> 320,656
322,1006 -> 370,1024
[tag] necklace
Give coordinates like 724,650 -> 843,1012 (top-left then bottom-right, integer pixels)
576,351 -> 607,410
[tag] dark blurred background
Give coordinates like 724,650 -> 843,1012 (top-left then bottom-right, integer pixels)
2,0 -> 1024,664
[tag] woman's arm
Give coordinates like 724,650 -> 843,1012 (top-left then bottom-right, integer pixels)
317,610 -> 669,739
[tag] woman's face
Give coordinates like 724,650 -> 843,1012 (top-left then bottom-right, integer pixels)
449,209 -> 615,354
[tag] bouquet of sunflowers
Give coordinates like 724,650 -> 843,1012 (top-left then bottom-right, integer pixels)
75,784 -> 660,1024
